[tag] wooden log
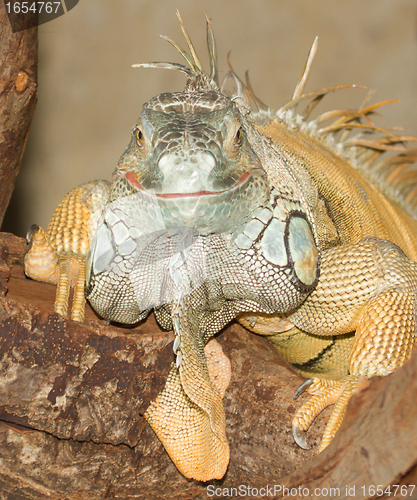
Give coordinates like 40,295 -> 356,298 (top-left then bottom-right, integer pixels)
0,6 -> 37,226
0,232 -> 416,498
0,232 -> 316,498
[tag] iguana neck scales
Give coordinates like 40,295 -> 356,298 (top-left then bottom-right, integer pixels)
24,12 -> 417,481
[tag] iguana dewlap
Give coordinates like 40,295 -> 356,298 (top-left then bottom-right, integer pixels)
24,13 -> 417,481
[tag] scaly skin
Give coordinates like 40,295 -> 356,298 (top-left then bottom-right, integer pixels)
24,181 -> 110,321
25,14 -> 417,481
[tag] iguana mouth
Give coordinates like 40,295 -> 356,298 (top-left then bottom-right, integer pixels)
124,171 -> 250,198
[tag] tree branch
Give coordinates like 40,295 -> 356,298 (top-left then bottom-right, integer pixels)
0,6 -> 37,226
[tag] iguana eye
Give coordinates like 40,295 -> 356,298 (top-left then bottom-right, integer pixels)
133,122 -> 151,158
136,128 -> 144,145
235,127 -> 241,143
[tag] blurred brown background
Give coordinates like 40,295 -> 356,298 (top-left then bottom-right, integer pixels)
3,0 -> 417,235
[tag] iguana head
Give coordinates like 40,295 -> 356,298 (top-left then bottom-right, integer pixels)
112,87 -> 270,234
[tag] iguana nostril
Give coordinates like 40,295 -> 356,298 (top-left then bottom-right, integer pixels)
158,153 -> 169,171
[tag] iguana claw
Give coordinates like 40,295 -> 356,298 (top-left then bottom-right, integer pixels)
26,224 -> 39,245
173,335 -> 181,354
294,378 -> 314,399
292,422 -> 310,450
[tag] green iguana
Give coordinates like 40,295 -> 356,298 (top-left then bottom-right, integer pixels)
24,13 -> 417,481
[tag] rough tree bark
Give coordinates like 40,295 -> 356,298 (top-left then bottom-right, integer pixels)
0,5 -> 37,226
0,232 -> 416,500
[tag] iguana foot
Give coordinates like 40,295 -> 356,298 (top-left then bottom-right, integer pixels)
289,238 -> 417,452
25,224 -> 87,322
292,375 -> 359,452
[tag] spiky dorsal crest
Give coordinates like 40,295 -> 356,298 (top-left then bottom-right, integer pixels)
219,52 -> 269,113
269,38 -> 417,218
133,13 -> 417,218
132,11 -> 219,92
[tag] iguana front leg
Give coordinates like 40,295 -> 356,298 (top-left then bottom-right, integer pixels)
24,181 -> 110,321
241,237 -> 417,451
292,237 -> 416,450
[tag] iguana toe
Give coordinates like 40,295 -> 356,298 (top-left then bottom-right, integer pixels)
56,253 -> 87,322
292,376 -> 359,452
